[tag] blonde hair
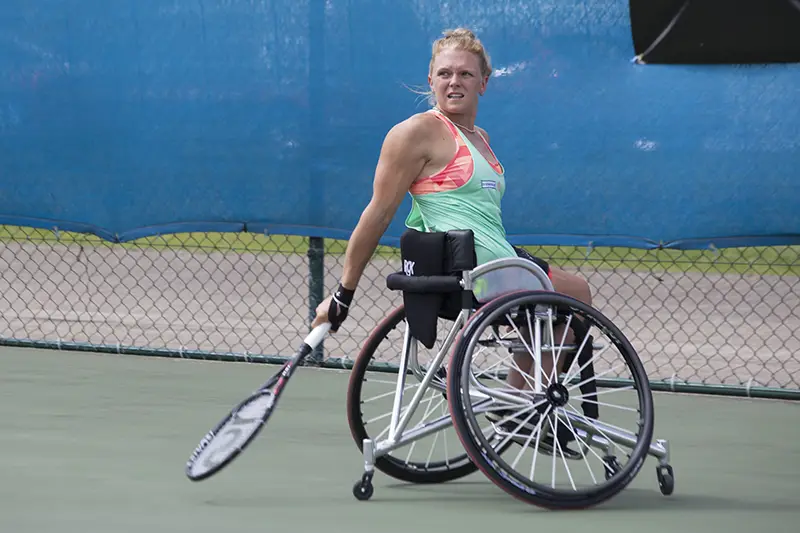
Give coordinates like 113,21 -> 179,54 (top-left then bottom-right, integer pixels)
429,28 -> 493,79
410,28 -> 493,107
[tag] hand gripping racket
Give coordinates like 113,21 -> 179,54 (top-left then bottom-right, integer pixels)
185,323 -> 331,481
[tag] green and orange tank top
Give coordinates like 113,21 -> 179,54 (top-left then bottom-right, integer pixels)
404,108 -> 517,266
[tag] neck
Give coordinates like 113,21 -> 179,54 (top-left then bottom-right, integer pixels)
434,107 -> 477,132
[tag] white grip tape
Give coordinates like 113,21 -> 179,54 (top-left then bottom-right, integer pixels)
304,322 -> 331,349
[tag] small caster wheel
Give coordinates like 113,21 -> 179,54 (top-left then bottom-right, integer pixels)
657,464 -> 674,496
602,455 -> 622,480
352,473 -> 374,501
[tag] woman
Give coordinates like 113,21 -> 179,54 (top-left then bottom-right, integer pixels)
313,29 -> 593,446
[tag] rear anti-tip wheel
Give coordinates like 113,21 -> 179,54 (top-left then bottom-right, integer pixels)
657,464 -> 675,496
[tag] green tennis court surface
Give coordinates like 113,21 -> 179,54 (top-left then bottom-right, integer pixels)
1,346 -> 797,533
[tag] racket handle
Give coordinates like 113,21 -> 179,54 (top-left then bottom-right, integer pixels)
304,322 -> 331,349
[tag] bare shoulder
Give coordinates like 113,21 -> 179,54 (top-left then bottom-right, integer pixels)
379,111 -> 441,158
371,112 -> 440,196
476,125 -> 490,143
386,112 -> 441,142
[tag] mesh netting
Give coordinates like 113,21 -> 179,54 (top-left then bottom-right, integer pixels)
1,226 -> 797,395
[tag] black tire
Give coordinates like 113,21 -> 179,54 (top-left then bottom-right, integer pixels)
447,290 -> 655,509
346,305 -> 479,484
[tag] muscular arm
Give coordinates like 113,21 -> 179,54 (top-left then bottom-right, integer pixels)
340,116 -> 432,290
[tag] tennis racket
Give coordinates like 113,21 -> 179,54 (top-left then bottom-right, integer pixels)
185,322 -> 331,481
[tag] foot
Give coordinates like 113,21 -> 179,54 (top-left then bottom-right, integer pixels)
432,366 -> 447,398
486,408 -> 583,460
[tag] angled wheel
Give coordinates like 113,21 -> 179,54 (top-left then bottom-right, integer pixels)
447,290 -> 655,509
346,305 -> 478,483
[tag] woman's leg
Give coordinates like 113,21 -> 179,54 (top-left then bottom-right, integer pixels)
507,266 -> 594,388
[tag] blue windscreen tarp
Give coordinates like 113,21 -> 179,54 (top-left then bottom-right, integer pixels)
0,0 -> 798,248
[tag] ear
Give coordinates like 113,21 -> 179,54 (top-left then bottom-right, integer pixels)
482,75 -> 490,92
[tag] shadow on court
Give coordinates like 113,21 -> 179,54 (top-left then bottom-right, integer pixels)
381,480 -> 797,512
0,347 -> 797,533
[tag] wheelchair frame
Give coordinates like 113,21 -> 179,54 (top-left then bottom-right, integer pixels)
352,255 -> 674,505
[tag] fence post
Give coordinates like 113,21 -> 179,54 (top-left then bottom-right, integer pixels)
307,236 -> 325,364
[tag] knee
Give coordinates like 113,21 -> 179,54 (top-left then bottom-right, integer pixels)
552,269 -> 592,306
575,275 -> 592,306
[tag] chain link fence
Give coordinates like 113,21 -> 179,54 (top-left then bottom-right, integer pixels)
1,225 -> 798,399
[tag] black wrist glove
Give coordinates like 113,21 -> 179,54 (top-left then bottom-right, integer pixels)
328,283 -> 355,332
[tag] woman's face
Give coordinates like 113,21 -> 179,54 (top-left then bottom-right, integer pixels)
429,47 -> 487,115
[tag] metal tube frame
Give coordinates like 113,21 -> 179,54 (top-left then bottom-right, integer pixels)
360,256 -> 672,481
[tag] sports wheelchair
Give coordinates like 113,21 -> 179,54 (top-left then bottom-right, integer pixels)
346,229 -> 674,509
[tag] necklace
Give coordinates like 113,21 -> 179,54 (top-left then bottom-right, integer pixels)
434,107 -> 476,133
452,121 -> 476,134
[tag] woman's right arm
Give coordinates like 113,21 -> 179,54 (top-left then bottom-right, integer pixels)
339,115 -> 433,291
311,114 -> 434,330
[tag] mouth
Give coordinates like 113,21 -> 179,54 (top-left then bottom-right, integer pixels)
447,93 -> 464,100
